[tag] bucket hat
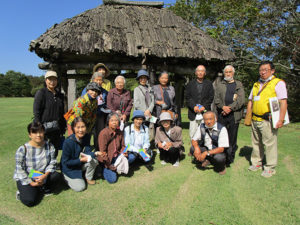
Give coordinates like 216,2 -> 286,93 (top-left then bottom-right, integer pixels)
159,112 -> 173,123
132,110 -> 145,121
136,69 -> 149,80
93,63 -> 110,77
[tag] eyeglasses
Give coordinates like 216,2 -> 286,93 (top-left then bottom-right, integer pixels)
259,69 -> 271,73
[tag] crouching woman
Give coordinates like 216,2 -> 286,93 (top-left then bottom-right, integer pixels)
13,122 -> 61,207
124,110 -> 152,164
155,112 -> 183,167
61,117 -> 99,192
97,113 -> 127,184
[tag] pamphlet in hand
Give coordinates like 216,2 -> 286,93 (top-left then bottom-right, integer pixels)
80,152 -> 92,162
149,116 -> 158,124
138,149 -> 151,162
123,144 -> 130,154
269,97 -> 289,128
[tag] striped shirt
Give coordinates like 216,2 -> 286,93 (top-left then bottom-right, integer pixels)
13,141 -> 56,185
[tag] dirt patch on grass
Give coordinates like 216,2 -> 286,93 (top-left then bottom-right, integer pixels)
282,155 -> 294,175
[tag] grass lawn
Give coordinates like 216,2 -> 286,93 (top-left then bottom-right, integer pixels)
0,97 -> 299,225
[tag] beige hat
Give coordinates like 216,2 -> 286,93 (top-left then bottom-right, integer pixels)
93,63 -> 110,77
45,70 -> 58,79
159,112 -> 173,122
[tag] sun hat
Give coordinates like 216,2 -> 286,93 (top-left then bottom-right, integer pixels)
132,110 -> 145,121
86,82 -> 101,93
45,70 -> 58,79
159,112 -> 173,123
136,69 -> 149,80
93,63 -> 110,77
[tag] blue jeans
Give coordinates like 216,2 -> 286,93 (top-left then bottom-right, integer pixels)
128,152 -> 137,164
103,157 -> 117,184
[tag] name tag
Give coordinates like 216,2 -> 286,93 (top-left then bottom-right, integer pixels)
253,96 -> 260,101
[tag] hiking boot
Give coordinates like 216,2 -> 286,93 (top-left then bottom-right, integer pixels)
219,168 -> 226,175
16,191 -> 20,201
160,160 -> 166,165
86,179 -> 96,185
201,160 -> 211,168
261,169 -> 276,178
248,165 -> 262,171
173,159 -> 180,167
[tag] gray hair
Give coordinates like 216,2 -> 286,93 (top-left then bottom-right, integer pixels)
203,111 -> 217,121
107,112 -> 121,126
91,72 -> 104,81
223,65 -> 235,74
114,75 -> 126,85
195,65 -> 206,72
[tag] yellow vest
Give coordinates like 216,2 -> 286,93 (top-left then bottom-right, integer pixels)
101,79 -> 112,91
252,77 -> 282,121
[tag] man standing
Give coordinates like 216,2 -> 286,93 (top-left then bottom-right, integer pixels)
186,65 -> 214,139
214,65 -> 245,165
247,61 -> 287,178
190,111 -> 229,175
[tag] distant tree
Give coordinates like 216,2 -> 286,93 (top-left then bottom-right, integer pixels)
5,70 -> 32,97
0,74 -> 12,97
27,75 -> 44,96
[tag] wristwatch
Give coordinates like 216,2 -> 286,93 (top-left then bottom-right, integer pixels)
207,151 -> 210,156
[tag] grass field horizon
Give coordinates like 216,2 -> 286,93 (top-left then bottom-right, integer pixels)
0,98 -> 299,225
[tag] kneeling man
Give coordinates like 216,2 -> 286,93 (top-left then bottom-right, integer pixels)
190,111 -> 229,175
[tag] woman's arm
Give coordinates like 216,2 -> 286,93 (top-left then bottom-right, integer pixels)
33,89 -> 45,123
14,146 -> 32,185
62,140 -> 81,168
44,143 -> 57,173
171,127 -> 183,148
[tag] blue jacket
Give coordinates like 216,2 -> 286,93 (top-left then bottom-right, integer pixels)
61,134 -> 95,179
81,87 -> 108,116
124,124 -> 150,152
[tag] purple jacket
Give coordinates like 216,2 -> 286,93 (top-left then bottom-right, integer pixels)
107,88 -> 133,119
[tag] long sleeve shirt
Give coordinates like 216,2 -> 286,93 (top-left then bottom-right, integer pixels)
13,141 -> 56,185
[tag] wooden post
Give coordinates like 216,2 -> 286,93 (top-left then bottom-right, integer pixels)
148,66 -> 156,86
67,70 -> 77,110
174,75 -> 186,126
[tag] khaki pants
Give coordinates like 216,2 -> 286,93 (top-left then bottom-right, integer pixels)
251,120 -> 278,170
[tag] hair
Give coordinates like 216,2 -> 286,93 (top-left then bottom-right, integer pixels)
195,65 -> 206,72
158,71 -> 169,79
27,122 -> 45,134
203,111 -> 217,121
96,66 -> 107,73
259,61 -> 275,70
223,65 -> 235,74
71,117 -> 86,133
91,72 -> 104,81
106,112 -> 121,126
114,75 -> 126,85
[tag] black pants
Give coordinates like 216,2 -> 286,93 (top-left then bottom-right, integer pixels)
94,114 -> 107,151
217,112 -> 240,164
159,147 -> 180,164
190,146 -> 226,172
45,131 -> 62,158
17,171 -> 61,207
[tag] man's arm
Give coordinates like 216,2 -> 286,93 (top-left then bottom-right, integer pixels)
276,99 -> 287,128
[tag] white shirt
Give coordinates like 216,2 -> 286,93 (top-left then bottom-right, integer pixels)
192,123 -> 229,150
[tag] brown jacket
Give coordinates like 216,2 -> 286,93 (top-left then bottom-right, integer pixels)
107,88 -> 133,119
98,127 -> 125,166
155,125 -> 183,148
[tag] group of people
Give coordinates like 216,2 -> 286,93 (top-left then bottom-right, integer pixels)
13,61 -> 287,207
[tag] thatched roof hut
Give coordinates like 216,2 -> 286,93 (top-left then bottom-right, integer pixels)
29,1 -> 234,108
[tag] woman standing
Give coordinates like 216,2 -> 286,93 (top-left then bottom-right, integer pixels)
93,63 -> 112,91
33,70 -> 65,157
152,71 -> 177,122
155,112 -> 183,167
14,122 -> 61,207
97,113 -> 127,184
61,117 -> 100,192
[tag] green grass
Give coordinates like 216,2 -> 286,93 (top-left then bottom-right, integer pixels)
0,98 -> 300,225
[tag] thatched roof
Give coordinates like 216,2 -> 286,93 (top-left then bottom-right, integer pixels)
29,3 -> 234,71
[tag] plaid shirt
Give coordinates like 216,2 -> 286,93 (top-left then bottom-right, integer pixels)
13,141 -> 56,185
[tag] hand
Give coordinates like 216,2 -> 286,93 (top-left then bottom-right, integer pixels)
276,120 -> 284,128
30,181 -> 42,187
34,174 -> 47,184
156,100 -> 164,105
175,113 -> 178,119
121,114 -> 127,121
194,148 -> 202,161
165,142 -> 173,150
96,151 -> 107,157
144,110 -> 151,118
80,155 -> 89,163
199,106 -> 205,113
194,106 -> 200,113
199,151 -> 207,162
222,106 -> 232,114
123,152 -> 128,157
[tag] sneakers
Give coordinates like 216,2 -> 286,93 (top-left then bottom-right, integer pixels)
201,160 -> 211,168
16,191 -> 20,201
261,169 -> 276,178
248,165 -> 262,171
160,160 -> 166,165
86,179 -> 96,185
173,159 -> 180,167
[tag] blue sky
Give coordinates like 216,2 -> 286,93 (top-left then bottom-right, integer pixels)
0,0 -> 176,76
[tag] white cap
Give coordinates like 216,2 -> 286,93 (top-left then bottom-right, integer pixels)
45,70 -> 58,79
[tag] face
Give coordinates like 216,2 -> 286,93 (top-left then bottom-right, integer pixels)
45,77 -> 57,90
115,78 -> 125,90
203,113 -> 216,128
159,73 -> 169,86
109,115 -> 119,130
161,120 -> 171,129
134,118 -> 143,128
224,67 -> 234,79
259,64 -> 275,80
195,66 -> 206,80
29,130 -> 45,145
93,76 -> 103,86
73,121 -> 86,139
87,89 -> 98,99
97,67 -> 107,76
139,76 -> 148,86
